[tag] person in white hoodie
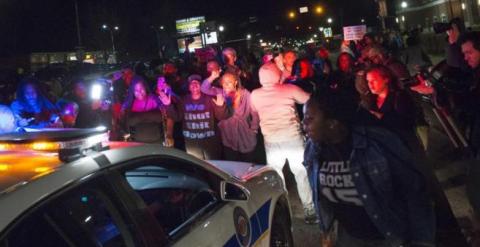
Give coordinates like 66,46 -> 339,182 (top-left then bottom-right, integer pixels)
251,62 -> 317,223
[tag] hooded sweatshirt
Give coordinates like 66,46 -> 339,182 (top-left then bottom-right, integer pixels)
251,62 -> 310,143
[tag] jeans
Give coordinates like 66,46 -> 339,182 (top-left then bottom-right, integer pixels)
185,137 -> 222,160
265,136 -> 314,212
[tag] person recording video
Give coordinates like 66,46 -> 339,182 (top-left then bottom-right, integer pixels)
441,18 -> 469,71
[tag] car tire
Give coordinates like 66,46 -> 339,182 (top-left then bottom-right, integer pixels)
270,204 -> 294,247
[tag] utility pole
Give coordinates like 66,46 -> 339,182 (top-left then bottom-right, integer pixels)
74,0 -> 84,61
74,0 -> 82,46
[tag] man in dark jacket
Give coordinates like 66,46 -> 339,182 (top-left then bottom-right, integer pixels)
461,32 -> 480,232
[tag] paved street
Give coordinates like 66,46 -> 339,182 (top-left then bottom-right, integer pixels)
284,169 -> 322,247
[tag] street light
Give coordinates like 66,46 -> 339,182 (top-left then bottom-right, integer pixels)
219,25 -> 225,32
159,25 -> 164,30
361,19 -> 365,23
101,24 -> 119,54
246,34 -> 252,40
327,18 -> 333,24
288,11 -> 296,19
401,1 -> 408,8
315,6 -> 324,14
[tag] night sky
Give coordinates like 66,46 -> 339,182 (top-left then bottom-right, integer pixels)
0,0 -> 379,58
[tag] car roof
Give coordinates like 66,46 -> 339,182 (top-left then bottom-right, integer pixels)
0,151 -> 64,194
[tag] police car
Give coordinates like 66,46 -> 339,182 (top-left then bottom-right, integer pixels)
0,128 -> 294,247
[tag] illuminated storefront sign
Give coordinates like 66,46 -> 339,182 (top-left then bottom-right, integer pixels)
176,16 -> 205,35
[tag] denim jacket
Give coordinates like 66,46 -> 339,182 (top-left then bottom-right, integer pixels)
304,126 -> 435,245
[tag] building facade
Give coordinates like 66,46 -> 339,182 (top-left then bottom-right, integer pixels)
394,0 -> 480,31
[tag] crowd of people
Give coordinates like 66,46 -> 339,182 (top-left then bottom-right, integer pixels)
1,19 -> 480,246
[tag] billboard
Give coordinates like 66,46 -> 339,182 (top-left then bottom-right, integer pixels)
299,7 -> 308,13
202,31 -> 218,45
176,16 -> 205,35
177,36 -> 203,53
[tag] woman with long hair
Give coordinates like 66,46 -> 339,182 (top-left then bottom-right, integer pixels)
10,78 -> 62,128
363,65 -> 419,148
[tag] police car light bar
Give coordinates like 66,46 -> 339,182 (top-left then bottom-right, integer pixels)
0,128 -> 110,162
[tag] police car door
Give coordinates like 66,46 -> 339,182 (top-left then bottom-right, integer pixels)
110,156 -> 260,247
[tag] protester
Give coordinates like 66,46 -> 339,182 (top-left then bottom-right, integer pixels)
112,66 -> 135,140
205,60 -> 222,85
251,62 -> 316,223
282,50 -> 297,82
311,47 -> 332,81
328,52 -> 359,107
163,62 -> 187,96
0,105 -> 17,134
362,33 -> 377,48
121,76 -> 172,144
222,47 -> 254,91
303,90 -> 435,246
11,78 -> 62,129
222,47 -> 241,76
62,80 -> 109,128
169,74 -> 228,160
156,75 -> 178,101
289,58 -> 318,93
365,45 -> 410,86
201,71 -> 259,161
340,40 -> 355,58
113,66 -> 135,106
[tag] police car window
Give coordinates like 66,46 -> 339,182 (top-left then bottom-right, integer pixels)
122,165 -> 219,236
2,179 -> 133,247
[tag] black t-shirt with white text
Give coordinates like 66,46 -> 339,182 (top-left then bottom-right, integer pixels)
318,145 -> 384,240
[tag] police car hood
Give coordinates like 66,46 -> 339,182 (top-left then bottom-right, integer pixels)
207,160 -> 267,180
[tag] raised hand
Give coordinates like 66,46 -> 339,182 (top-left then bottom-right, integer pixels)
158,91 -> 171,106
212,93 -> 225,106
17,117 -> 31,127
208,70 -> 221,81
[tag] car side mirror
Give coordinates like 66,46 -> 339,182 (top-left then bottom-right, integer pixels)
220,181 -> 250,201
